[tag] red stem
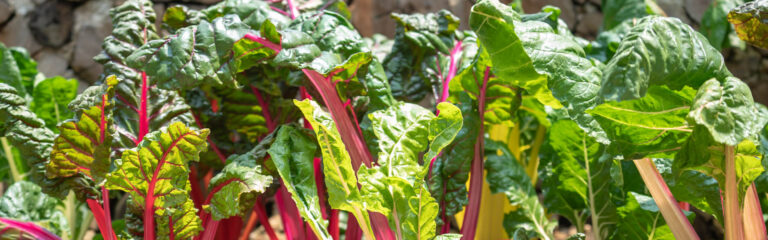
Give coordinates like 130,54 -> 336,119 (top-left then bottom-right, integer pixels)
285,0 -> 298,19
254,198 -> 279,240
189,166 -> 204,210
200,218 -> 220,240
101,187 -> 115,240
345,214 -> 362,240
86,199 -> 116,240
438,40 -> 463,105
192,113 -> 227,163
0,218 -> 61,240
460,67 -> 491,240
243,33 -> 282,53
276,183 -> 305,239
138,72 -> 149,145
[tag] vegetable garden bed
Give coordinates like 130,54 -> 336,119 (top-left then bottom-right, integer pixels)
0,0 -> 767,239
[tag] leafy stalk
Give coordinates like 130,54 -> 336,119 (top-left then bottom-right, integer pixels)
1,137 -> 20,182
723,145 -> 745,240
460,66 -> 490,239
633,158 -> 699,239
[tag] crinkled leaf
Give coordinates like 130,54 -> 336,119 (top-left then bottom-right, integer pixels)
435,233 -> 463,240
728,0 -> 768,49
687,77 -> 766,146
701,0 -> 744,50
0,181 -> 68,237
46,76 -> 117,184
290,10 -> 368,61
587,86 -> 696,159
162,6 -> 206,33
205,147 -> 272,220
29,76 -> 78,132
294,99 -> 374,234
364,34 -> 394,62
449,49 -> 518,126
268,125 -> 330,239
601,16 -> 731,101
203,0 -> 291,30
383,10 -> 459,102
485,140 -> 556,239
155,199 -> 199,239
106,122 -> 208,238
127,15 -> 281,90
469,0 -> 559,109
0,83 -> 85,199
545,120 -> 618,240
93,0 -> 196,149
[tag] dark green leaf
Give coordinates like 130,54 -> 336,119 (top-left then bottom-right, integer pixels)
0,181 -> 68,236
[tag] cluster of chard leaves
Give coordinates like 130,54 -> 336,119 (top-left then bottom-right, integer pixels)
1,0 -> 768,239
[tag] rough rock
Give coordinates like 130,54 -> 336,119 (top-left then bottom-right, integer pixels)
685,0 -> 713,24
0,14 -> 42,54
8,0 -> 35,16
0,0 -> 13,25
656,0 -> 690,24
34,44 -> 73,77
71,0 -> 112,83
575,3 -> 603,39
523,0 -> 576,26
589,0 -> 601,6
28,1 -> 73,47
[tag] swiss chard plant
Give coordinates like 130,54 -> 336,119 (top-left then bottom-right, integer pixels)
1,0 -> 768,239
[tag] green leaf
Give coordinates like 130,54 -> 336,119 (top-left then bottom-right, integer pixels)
268,125 -> 330,239
601,16 -> 732,101
294,99 -> 374,235
0,43 -> 29,98
157,198 -> 199,239
654,158 -> 724,223
8,47 -> 38,89
106,122 -> 209,239
449,48 -> 518,126
0,181 -> 68,236
468,0 -> 560,109
0,82 -> 83,199
205,147 -> 272,221
687,77 -> 766,146
435,233 -> 463,240
701,0 -> 744,50
94,0 -> 196,149
203,0 -> 291,30
602,0 -> 663,31
674,127 -> 764,202
382,10 -> 460,102
616,192 -> 689,240
290,10 -> 369,61
485,140 -> 556,239
587,86 -> 696,158
46,76 -> 117,185
162,6 -> 205,32
545,120 -> 618,240
29,76 -> 79,132
214,86 -> 268,142
428,94 -> 478,227
425,102 -> 463,161
127,15 -> 281,90
728,0 -> 768,49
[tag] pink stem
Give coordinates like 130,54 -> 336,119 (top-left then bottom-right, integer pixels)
200,218 -> 220,240
86,199 -> 115,240
243,33 -> 282,53
138,72 -> 149,144
438,41 -> 463,105
635,158 -> 699,239
270,6 -> 290,17
276,184 -> 304,239
0,218 -> 61,240
460,67 -> 491,240
253,198 -> 279,240
250,86 -> 276,131
285,0 -> 299,20
101,187 -> 115,240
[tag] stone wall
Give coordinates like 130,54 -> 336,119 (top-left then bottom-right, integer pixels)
1,0 -> 766,104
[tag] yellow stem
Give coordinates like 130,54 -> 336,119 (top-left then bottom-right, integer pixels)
526,125 -> 546,184
1,137 -> 21,182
